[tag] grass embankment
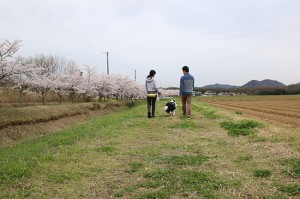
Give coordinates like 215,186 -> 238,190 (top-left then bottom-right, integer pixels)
0,101 -> 135,145
0,102 -> 120,129
0,98 -> 299,198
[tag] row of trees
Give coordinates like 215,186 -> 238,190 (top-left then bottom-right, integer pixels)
197,86 -> 300,95
237,86 -> 300,95
1,39 -> 178,107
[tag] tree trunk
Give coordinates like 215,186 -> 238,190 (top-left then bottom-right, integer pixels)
98,93 -> 103,102
41,89 -> 48,105
42,92 -> 46,105
58,93 -> 62,105
19,91 -> 23,108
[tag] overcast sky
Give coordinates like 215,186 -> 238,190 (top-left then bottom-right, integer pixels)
1,0 -> 300,87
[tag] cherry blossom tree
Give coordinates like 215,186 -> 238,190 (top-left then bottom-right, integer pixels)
7,60 -> 42,107
63,61 -> 82,103
113,74 -> 127,101
77,64 -> 97,102
106,74 -> 123,101
26,54 -> 75,105
51,72 -> 68,104
29,70 -> 55,105
114,77 -> 137,100
110,74 -> 145,101
95,74 -> 117,102
51,59 -> 80,104
27,54 -> 65,75
163,89 -> 180,97
130,83 -> 146,100
1,39 -> 148,104
0,39 -> 22,81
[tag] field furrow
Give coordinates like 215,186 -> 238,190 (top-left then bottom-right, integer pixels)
204,102 -> 300,119
200,95 -> 300,128
209,103 -> 300,127
206,101 -> 300,111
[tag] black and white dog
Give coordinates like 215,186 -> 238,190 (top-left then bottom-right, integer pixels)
164,100 -> 177,116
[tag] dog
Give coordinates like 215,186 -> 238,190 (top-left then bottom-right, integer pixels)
164,99 -> 177,116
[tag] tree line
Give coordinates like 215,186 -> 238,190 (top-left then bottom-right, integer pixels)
0,39 -> 175,107
196,86 -> 300,95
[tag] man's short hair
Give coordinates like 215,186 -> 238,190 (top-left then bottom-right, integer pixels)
182,66 -> 189,72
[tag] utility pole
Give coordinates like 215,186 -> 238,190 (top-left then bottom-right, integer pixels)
134,69 -> 136,81
103,52 -> 109,74
102,51 -> 110,102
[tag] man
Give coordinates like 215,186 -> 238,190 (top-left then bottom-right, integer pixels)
179,66 -> 194,119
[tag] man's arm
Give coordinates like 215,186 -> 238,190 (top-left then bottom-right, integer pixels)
179,76 -> 183,96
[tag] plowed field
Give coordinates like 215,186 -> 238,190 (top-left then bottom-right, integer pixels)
199,95 -> 300,128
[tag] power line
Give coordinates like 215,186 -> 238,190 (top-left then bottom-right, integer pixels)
16,0 -> 53,26
15,0 -> 99,51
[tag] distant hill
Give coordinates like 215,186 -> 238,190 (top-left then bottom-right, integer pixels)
202,83 -> 239,89
241,79 -> 286,88
288,82 -> 300,86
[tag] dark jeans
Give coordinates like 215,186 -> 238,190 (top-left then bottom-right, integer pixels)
147,96 -> 157,115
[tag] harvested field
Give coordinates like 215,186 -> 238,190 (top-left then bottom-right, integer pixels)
199,95 -> 300,128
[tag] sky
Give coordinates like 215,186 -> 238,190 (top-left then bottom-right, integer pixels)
1,0 -> 300,87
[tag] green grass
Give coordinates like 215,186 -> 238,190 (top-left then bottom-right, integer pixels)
220,120 -> 262,136
150,154 -> 209,166
0,102 -> 126,129
0,97 -> 299,198
95,145 -> 117,153
47,173 -> 73,183
235,111 -> 243,115
248,134 -> 268,143
0,103 -> 130,183
140,169 -> 226,198
169,121 -> 199,129
254,169 -> 272,178
282,158 -> 300,177
278,184 -> 300,196
235,155 -> 253,162
0,125 -> 93,182
126,162 -> 144,173
116,168 -> 227,198
193,103 -> 219,119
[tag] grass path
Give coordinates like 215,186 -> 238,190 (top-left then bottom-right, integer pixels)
0,98 -> 299,198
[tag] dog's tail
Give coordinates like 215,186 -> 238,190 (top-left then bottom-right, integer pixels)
163,106 -> 168,111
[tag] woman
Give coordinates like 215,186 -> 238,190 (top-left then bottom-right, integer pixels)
145,70 -> 159,118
